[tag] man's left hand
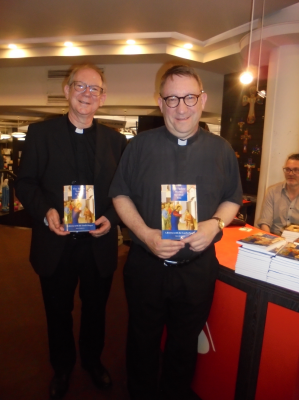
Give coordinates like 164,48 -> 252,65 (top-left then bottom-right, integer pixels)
89,216 -> 111,238
181,219 -> 219,252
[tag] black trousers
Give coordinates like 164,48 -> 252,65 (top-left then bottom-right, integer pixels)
40,236 -> 113,374
124,243 -> 219,400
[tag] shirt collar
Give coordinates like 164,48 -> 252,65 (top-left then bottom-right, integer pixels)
67,115 -> 96,134
164,126 -> 201,145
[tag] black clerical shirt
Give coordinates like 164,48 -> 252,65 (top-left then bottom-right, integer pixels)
67,117 -> 96,184
109,125 -> 242,260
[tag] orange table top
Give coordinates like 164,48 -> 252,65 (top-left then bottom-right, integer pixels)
215,224 -> 263,271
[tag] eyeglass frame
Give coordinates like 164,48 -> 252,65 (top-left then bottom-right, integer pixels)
283,167 -> 299,175
70,81 -> 104,97
160,91 -> 205,108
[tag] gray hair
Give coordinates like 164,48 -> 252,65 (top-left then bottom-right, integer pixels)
65,64 -> 106,87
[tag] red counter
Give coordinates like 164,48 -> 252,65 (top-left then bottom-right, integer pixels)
191,225 -> 299,400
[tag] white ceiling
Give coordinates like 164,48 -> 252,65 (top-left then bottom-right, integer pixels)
1,0 -> 298,71
0,0 -> 298,128
2,0 -> 297,44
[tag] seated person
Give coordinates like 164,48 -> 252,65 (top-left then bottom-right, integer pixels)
258,154 -> 299,235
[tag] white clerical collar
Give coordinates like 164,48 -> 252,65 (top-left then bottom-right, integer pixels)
178,139 -> 187,146
75,128 -> 84,134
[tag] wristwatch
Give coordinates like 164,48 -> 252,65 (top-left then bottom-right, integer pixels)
211,217 -> 225,230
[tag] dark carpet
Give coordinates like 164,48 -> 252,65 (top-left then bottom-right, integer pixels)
0,225 -> 130,400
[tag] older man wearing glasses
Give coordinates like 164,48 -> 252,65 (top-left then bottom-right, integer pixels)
110,65 -> 242,400
258,154 -> 299,235
15,64 -> 127,399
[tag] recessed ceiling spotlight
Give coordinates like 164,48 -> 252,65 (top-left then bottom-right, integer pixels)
64,41 -> 73,47
8,44 -> 17,49
184,43 -> 193,49
126,40 -> 136,45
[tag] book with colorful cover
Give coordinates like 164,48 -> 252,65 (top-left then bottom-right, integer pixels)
161,184 -> 198,240
267,243 -> 299,292
275,242 -> 299,264
236,232 -> 286,254
63,185 -> 95,232
269,242 -> 286,255
284,225 -> 299,232
281,225 -> 299,243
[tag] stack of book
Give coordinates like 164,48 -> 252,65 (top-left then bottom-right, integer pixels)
235,233 -> 286,282
267,242 -> 299,292
236,231 -> 299,293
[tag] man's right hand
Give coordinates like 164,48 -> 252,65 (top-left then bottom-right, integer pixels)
144,228 -> 185,259
112,196 -> 184,258
46,208 -> 70,236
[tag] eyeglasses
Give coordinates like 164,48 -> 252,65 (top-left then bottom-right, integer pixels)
70,81 -> 103,97
283,167 -> 299,175
160,91 -> 205,108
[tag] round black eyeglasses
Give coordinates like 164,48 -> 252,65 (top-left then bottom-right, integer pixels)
160,91 -> 205,108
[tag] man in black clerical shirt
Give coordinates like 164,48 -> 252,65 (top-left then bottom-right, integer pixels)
110,65 -> 242,400
15,64 -> 127,399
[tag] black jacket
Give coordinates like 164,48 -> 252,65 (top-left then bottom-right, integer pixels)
15,115 -> 127,277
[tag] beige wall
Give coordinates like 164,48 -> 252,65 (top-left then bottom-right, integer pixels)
0,63 -> 224,115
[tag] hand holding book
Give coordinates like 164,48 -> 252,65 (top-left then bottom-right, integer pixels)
143,228 -> 185,259
46,208 -> 70,236
89,216 -> 111,238
182,219 -> 221,252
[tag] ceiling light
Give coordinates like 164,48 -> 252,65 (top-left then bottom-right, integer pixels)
174,48 -> 191,59
64,41 -> 73,47
8,48 -> 25,58
63,46 -> 80,56
8,44 -> 17,49
14,117 -> 26,138
1,134 -> 11,140
12,132 -> 26,138
126,40 -> 135,45
184,43 -> 193,49
123,45 -> 142,55
240,71 -> 254,84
